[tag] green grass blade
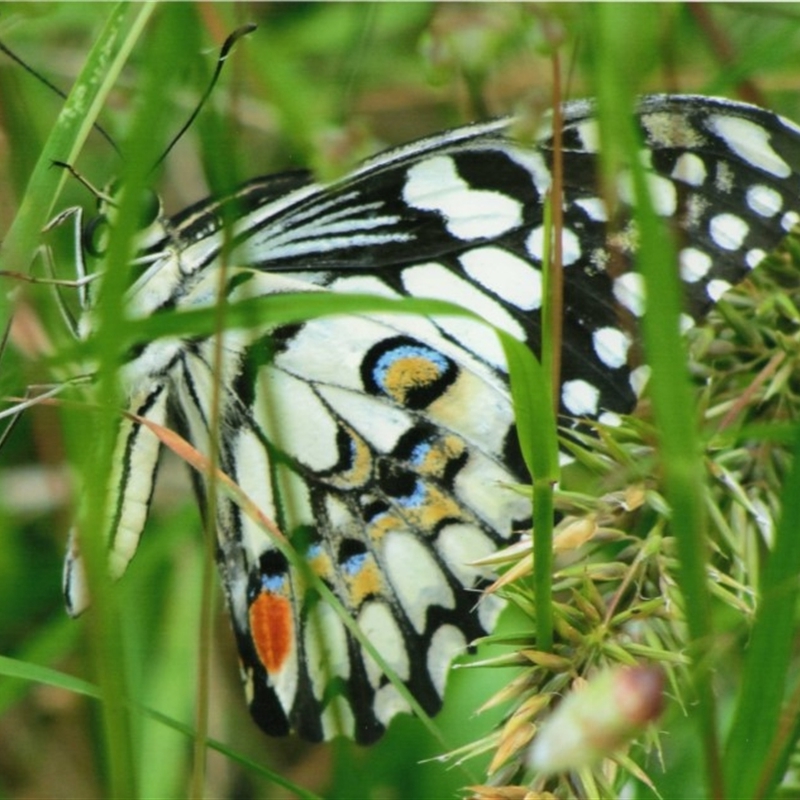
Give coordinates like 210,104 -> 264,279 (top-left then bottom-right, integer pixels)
587,6 -> 722,797
498,329 -> 559,651
722,421 -> 800,797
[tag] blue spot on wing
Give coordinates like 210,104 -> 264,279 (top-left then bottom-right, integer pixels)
395,478 -> 427,508
342,552 -> 368,576
306,542 -> 323,560
409,440 -> 433,466
261,573 -> 288,593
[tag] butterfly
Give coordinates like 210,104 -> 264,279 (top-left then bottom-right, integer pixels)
34,91 -> 800,744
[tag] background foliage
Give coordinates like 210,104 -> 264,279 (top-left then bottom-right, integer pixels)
2,3 -> 800,799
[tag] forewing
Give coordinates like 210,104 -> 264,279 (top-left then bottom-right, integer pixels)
230,95 -> 800,422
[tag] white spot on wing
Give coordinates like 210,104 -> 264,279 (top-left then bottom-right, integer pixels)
403,156 -> 522,240
685,193 -> 709,229
452,453 -> 532,533
476,593 -> 505,632
707,279 -> 732,302
746,248 -> 766,269
525,226 -> 582,266
504,147 -> 552,193
575,197 -> 608,222
106,389 -> 169,581
305,602 -> 351,700
320,696 -> 355,740
613,272 -> 646,317
233,429 -> 277,552
617,172 -> 677,217
459,246 -> 543,310
576,120 -> 599,151
671,152 -> 706,186
436,523 -> 496,587
746,184 -> 783,218
329,274 -> 401,296
257,370 -> 339,471
558,452 -> 575,468
709,213 -> 749,251
561,379 -> 600,416
629,365 -> 651,396
384,531 -> 455,633
64,537 -> 89,617
317,385 -> 412,453
708,114 -> 791,178
373,684 -> 411,726
679,247 -> 712,283
715,161 -> 734,194
427,624 -> 467,697
592,327 -> 631,369
359,602 -> 410,687
782,211 -> 800,232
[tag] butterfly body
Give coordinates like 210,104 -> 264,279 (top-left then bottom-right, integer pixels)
62,94 -> 800,742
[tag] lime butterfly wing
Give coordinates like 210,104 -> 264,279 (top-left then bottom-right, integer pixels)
64,95 -> 800,742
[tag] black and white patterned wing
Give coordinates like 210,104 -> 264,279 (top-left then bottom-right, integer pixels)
194,95 -> 800,742
205,296 -> 531,742
65,94 -> 800,743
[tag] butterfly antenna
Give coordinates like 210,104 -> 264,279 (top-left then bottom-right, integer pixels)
0,39 -> 122,157
49,160 -> 117,204
151,23 -> 256,173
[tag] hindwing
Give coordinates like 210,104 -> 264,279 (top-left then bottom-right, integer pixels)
216,308 -> 531,742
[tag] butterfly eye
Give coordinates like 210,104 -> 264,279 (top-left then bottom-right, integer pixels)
83,188 -> 163,260
82,213 -> 111,258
